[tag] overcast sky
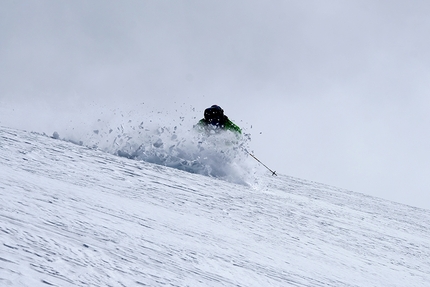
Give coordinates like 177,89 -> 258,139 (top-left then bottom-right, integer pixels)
1,0 -> 429,209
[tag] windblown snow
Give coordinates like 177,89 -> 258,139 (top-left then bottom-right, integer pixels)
1,126 -> 430,287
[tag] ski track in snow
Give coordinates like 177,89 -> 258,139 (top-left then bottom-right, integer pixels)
1,126 -> 430,286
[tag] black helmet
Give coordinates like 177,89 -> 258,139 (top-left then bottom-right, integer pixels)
204,105 -> 224,125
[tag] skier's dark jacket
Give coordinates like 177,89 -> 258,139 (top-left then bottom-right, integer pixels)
197,117 -> 242,134
195,105 -> 242,134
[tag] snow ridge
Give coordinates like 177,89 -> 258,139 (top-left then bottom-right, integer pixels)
1,126 -> 430,287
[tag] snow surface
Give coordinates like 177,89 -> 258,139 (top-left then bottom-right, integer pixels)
1,126 -> 430,286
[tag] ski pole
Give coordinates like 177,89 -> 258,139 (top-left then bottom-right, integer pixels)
245,150 -> 277,176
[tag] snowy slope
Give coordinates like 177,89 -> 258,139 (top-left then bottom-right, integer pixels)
1,126 -> 430,287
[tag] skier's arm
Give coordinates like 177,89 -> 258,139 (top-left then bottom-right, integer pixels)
225,119 -> 242,134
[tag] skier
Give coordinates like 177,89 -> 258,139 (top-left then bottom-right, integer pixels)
196,105 -> 242,134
